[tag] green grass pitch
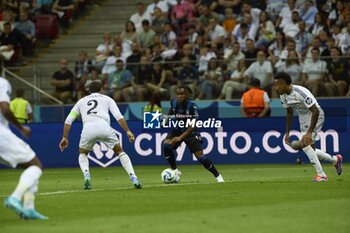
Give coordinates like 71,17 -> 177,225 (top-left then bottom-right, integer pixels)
0,163 -> 349,233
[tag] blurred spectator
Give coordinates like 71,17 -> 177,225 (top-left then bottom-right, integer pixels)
137,19 -> 156,52
160,22 -> 177,50
32,0 -> 54,15
310,12 -> 328,36
95,32 -> 113,70
266,0 -> 287,21
104,59 -> 132,102
113,33 -> 132,58
124,56 -> 151,101
295,20 -> 312,56
14,11 -> 36,62
325,47 -> 350,96
0,10 -> 16,31
222,7 -> 237,35
283,10 -> 301,38
302,47 -> 328,97
205,17 -> 226,46
339,21 -> 350,55
218,59 -> 247,100
328,0 -> 346,28
198,45 -> 216,74
305,36 -> 324,59
278,39 -> 300,66
171,0 -> 193,26
231,22 -> 251,51
0,22 -> 17,66
256,11 -> 276,48
232,13 -> 258,41
301,0 -> 318,28
121,21 -> 137,43
171,57 -> 198,99
243,39 -> 258,67
10,88 -> 33,123
198,5 -> 218,27
241,1 -> 261,27
224,41 -> 245,74
276,50 -> 303,85
276,0 -> 298,29
268,30 -> 286,64
45,58 -> 74,104
130,2 -> 152,32
244,51 -> 273,93
146,59 -> 169,95
151,7 -> 167,34
144,92 -> 162,112
52,0 -> 75,29
240,77 -> 270,118
74,50 -> 93,99
126,42 -> 142,76
102,45 -> 126,79
197,58 -> 223,99
321,37 -> 336,62
186,24 -> 198,45
83,67 -> 100,96
1,0 -> 19,17
146,0 -> 169,18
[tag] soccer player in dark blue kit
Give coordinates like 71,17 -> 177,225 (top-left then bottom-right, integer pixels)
162,86 -> 224,182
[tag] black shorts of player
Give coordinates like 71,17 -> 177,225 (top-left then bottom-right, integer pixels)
166,129 -> 202,153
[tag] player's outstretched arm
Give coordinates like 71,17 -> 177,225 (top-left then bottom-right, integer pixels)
117,118 -> 135,143
0,102 -> 30,138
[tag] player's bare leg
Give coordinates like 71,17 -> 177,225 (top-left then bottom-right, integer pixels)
79,148 -> 91,190
193,151 -> 224,183
113,143 -> 142,189
5,157 -> 48,220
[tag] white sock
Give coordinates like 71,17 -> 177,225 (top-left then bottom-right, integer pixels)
118,152 -> 136,179
315,149 -> 337,163
23,181 -> 38,210
302,146 -> 327,177
79,153 -> 90,180
11,166 -> 42,200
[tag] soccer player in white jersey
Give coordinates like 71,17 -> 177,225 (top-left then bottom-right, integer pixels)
0,77 -> 47,219
274,72 -> 343,182
59,80 -> 142,189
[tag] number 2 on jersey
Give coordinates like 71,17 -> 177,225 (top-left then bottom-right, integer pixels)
87,100 -> 98,115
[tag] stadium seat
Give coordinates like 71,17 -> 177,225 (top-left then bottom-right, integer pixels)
36,15 -> 59,40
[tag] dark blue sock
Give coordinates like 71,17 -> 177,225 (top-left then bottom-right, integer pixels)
198,155 -> 219,177
163,144 -> 177,170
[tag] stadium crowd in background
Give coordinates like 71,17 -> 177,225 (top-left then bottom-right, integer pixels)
0,0 -> 98,66
67,0 -> 349,104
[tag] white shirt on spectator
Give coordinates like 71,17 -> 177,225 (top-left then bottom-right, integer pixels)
302,59 -> 327,81
244,61 -> 273,85
283,21 -> 299,38
130,12 -> 152,32
232,24 -> 257,43
339,31 -> 350,54
147,1 -> 169,16
279,7 -> 298,28
102,55 -> 127,75
96,44 -> 114,62
250,8 -> 262,26
198,52 -> 217,72
276,62 -> 303,83
209,24 -> 226,41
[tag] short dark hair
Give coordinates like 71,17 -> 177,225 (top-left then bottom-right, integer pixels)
275,72 -> 292,85
88,80 -> 103,93
141,19 -> 150,26
177,85 -> 192,95
249,78 -> 261,87
16,88 -> 25,97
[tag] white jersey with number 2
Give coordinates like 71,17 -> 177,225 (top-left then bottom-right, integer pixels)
70,93 -> 124,125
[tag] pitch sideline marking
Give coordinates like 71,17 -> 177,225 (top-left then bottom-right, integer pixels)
0,181 -> 230,198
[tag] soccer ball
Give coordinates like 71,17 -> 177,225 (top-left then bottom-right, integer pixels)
161,168 -> 179,184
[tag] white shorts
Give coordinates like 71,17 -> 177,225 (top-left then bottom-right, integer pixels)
0,126 -> 36,168
299,114 -> 325,142
79,122 -> 119,151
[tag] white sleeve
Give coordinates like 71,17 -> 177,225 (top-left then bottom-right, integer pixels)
0,81 -> 10,103
26,102 -> 32,114
108,98 -> 124,121
64,102 -> 80,125
303,94 -> 315,109
263,92 -> 270,103
244,63 -> 254,77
